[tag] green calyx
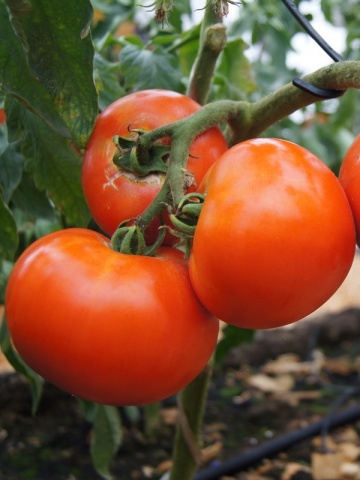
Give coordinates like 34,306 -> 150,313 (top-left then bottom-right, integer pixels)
111,218 -> 166,257
111,224 -> 147,255
113,132 -> 171,177
169,193 -> 205,237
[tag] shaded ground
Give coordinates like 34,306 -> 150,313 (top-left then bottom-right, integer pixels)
2,306 -> 360,480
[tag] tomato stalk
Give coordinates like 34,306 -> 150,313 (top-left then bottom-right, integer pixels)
137,61 -> 360,156
137,61 -> 360,188
137,100 -> 239,208
127,100 -> 238,246
108,62 -> 360,253
133,60 -> 360,243
227,61 -> 360,144
169,359 -> 214,480
186,2 -> 227,105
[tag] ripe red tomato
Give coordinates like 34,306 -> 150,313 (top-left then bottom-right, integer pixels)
5,228 -> 219,406
339,134 -> 360,245
0,109 -> 5,124
82,89 -> 228,244
189,138 -> 356,330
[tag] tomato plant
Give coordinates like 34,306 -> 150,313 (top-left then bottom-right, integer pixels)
339,134 -> 360,245
2,1 -> 360,478
189,138 -> 356,330
82,89 -> 228,244
5,228 -> 219,406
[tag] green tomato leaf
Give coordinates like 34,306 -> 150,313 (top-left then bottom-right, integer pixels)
0,189 -> 18,261
0,259 -> 12,303
0,140 -> 24,204
7,98 -> 90,227
90,404 -> 122,480
0,315 -> 44,415
119,43 -> 183,92
214,38 -> 257,100
22,116 -> 91,227
3,0 -> 98,149
11,171 -> 55,220
0,3 -> 70,139
93,53 -> 126,111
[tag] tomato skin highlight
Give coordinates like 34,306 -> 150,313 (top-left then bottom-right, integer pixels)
189,138 -> 356,330
339,134 -> 360,246
82,89 -> 228,244
5,228 -> 219,406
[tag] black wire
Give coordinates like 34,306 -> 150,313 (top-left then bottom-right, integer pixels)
281,0 -> 345,98
281,0 -> 345,62
321,387 -> 360,452
193,403 -> 360,480
293,78 -> 345,99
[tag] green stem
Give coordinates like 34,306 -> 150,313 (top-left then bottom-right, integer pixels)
135,180 -> 171,230
144,402 -> 162,438
135,60 -> 360,233
169,359 -> 214,480
226,60 -> 360,144
186,3 -> 226,104
138,100 -> 241,211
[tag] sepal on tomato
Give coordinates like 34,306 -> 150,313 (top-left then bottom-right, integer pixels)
112,133 -> 170,177
111,218 -> 166,256
169,192 -> 205,236
111,224 -> 147,255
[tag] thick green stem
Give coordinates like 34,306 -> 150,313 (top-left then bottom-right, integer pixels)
169,359 -> 214,480
134,60 -> 360,235
187,3 -> 226,104
144,402 -> 162,438
227,61 -> 360,144
135,180 -> 171,230
137,100 -> 242,215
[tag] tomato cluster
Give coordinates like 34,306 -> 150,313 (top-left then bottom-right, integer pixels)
4,91 -> 358,407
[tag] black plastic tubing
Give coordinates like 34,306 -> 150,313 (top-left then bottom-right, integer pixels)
194,404 -> 360,480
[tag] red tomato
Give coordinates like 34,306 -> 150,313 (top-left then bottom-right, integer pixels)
0,109 -> 5,124
339,134 -> 360,245
82,89 -> 228,244
189,138 -> 355,330
5,228 -> 219,406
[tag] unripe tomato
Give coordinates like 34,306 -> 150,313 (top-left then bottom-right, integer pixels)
5,228 -> 219,406
339,134 -> 360,245
189,138 -> 355,330
82,89 -> 228,244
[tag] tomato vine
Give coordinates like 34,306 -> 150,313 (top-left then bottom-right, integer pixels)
2,1 -> 360,480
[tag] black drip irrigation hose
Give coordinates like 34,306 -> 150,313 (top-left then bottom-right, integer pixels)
193,403 -> 360,480
281,0 -> 344,63
281,0 -> 345,99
